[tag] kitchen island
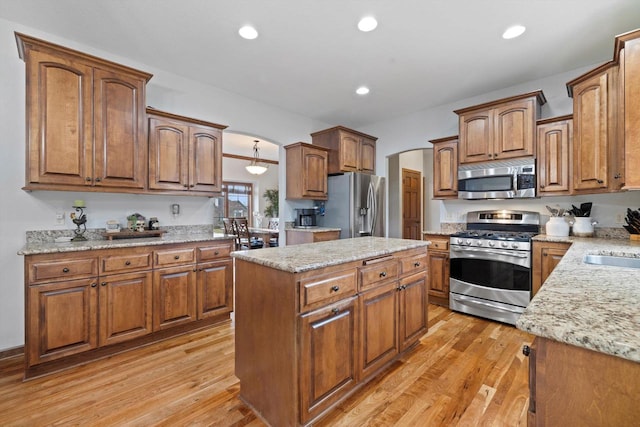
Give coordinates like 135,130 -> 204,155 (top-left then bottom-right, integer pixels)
517,236 -> 640,426
232,236 -> 430,427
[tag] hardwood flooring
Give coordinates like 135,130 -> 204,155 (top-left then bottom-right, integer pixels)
0,305 -> 533,426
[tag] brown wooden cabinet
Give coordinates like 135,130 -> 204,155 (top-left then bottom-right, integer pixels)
567,64 -> 624,193
537,115 -> 573,195
148,109 -> 226,195
454,91 -> 545,164
531,241 -> 571,296
286,229 -> 340,245
526,337 -> 640,426
24,239 -> 234,378
430,135 -> 459,199
311,126 -> 377,174
16,33 -> 151,192
234,246 -> 427,426
423,234 -> 450,307
285,142 -> 329,200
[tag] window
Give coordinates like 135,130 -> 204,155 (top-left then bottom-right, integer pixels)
213,182 -> 253,229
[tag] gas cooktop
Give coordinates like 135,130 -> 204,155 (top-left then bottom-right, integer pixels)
450,230 -> 536,242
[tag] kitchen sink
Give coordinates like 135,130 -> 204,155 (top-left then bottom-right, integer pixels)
583,254 -> 640,269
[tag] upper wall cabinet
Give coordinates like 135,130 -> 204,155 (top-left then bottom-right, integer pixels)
311,126 -> 377,174
430,135 -> 458,199
537,115 -> 573,196
16,33 -> 153,193
567,63 -> 624,193
147,109 -> 226,196
454,91 -> 546,164
285,142 -> 329,200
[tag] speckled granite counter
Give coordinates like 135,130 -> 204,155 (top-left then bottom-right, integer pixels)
18,233 -> 234,256
517,235 -> 640,363
232,236 -> 430,273
422,230 -> 452,236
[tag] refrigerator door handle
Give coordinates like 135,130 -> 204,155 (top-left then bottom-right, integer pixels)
367,181 -> 376,235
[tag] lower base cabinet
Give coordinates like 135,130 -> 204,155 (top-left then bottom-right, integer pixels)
531,241 -> 571,296
235,247 -> 427,427
24,239 -> 234,378
423,234 -> 450,307
286,229 -> 340,245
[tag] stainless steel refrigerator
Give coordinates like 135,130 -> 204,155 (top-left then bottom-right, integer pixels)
316,172 -> 385,239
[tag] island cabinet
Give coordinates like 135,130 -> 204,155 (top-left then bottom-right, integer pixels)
24,238 -> 234,378
311,126 -> 377,174
16,33 -> 152,192
423,234 -> 450,307
531,241 -> 571,296
234,240 -> 428,427
147,109 -> 227,195
567,63 -> 624,193
285,142 -> 329,200
526,337 -> 640,426
536,116 -> 573,196
430,136 -> 458,199
285,228 -> 340,245
454,91 -> 546,164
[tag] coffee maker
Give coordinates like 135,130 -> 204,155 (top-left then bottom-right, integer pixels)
295,208 -> 318,228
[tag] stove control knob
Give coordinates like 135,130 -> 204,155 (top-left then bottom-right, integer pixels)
511,242 -> 519,249
475,240 -> 483,246
488,241 -> 495,247
465,240 -> 471,246
500,241 -> 508,248
457,238 -> 463,245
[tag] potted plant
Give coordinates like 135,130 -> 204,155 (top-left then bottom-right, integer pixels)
263,189 -> 279,221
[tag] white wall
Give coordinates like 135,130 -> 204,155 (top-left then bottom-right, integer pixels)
0,18 -> 329,351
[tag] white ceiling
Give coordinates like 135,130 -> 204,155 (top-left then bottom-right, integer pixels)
2,0 -> 640,134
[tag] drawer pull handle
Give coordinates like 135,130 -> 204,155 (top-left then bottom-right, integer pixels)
414,262 -> 421,267
125,260 -> 131,266
330,285 -> 340,292
174,255 -> 180,260
101,282 -> 107,287
214,251 -> 219,255
91,283 -> 97,288
331,308 -> 340,314
85,177 -> 92,182
62,267 -> 70,273
379,271 -> 387,278
522,345 -> 531,357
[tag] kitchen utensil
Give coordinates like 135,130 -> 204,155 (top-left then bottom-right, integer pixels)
546,205 -> 559,216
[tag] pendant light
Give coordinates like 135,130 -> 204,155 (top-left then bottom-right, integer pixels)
245,140 -> 268,175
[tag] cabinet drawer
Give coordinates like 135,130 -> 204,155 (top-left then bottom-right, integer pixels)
154,248 -> 196,267
399,252 -> 427,276
428,238 -> 449,251
197,243 -> 232,262
101,252 -> 152,274
359,258 -> 398,291
29,257 -> 98,283
299,269 -> 357,313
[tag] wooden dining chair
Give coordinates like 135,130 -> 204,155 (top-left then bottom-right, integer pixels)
234,217 -> 264,249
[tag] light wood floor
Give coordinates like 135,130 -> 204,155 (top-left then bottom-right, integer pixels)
0,305 -> 533,426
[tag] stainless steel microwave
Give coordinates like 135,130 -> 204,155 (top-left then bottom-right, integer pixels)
458,159 -> 536,200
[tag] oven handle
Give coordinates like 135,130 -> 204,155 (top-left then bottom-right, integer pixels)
451,246 -> 529,258
452,294 -> 523,314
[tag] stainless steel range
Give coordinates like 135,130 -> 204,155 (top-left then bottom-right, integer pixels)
449,210 -> 540,325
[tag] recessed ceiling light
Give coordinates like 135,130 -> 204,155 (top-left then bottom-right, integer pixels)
358,16 -> 378,32
239,25 -> 258,40
502,25 -> 526,39
356,86 -> 370,95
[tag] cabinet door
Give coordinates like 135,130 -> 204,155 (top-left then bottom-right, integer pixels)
148,117 -> 190,191
359,138 -> 376,173
459,109 -> 493,163
573,71 -> 610,191
299,297 -> 358,424
27,278 -> 98,366
625,38 -> 640,189
427,250 -> 450,306
493,98 -> 536,160
433,139 -> 458,199
25,50 -> 93,186
93,68 -> 147,189
338,132 -> 360,172
359,283 -> 399,380
537,119 -> 572,195
398,272 -> 428,351
188,125 -> 222,193
153,265 -> 197,330
99,271 -> 153,346
532,242 -> 570,296
197,259 -> 233,320
301,145 -> 328,198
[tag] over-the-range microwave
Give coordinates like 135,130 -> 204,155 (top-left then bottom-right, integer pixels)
458,158 -> 536,200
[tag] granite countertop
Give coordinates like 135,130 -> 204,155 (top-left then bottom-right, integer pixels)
286,227 -> 342,233
18,233 -> 235,256
517,235 -> 640,363
422,230 -> 452,236
232,236 -> 430,273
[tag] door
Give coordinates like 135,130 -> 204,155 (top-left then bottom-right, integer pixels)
197,259 -> 233,319
359,283 -> 398,379
398,272 -> 428,351
153,265 -> 197,330
402,169 -> 421,240
99,271 -> 153,346
148,117 -> 190,191
189,125 -> 222,192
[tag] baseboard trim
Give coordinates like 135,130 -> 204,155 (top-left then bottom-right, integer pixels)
0,346 -> 24,360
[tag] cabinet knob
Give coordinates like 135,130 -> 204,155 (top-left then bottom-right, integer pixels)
597,179 -> 604,184
190,184 -> 195,188
174,255 -> 180,260
183,184 -> 189,188
101,282 -> 107,287
86,177 -> 92,182
414,262 -> 421,267
522,345 -> 531,357
95,177 -> 101,182
125,260 -> 131,266
194,268 -> 198,272
331,308 -> 339,314
330,285 -> 340,292
91,283 -> 97,288
543,253 -> 547,257
62,267 -> 70,273
379,271 -> 387,278
614,173 -> 621,179
488,154 -> 493,158
540,184 -> 545,189
214,251 -> 219,255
